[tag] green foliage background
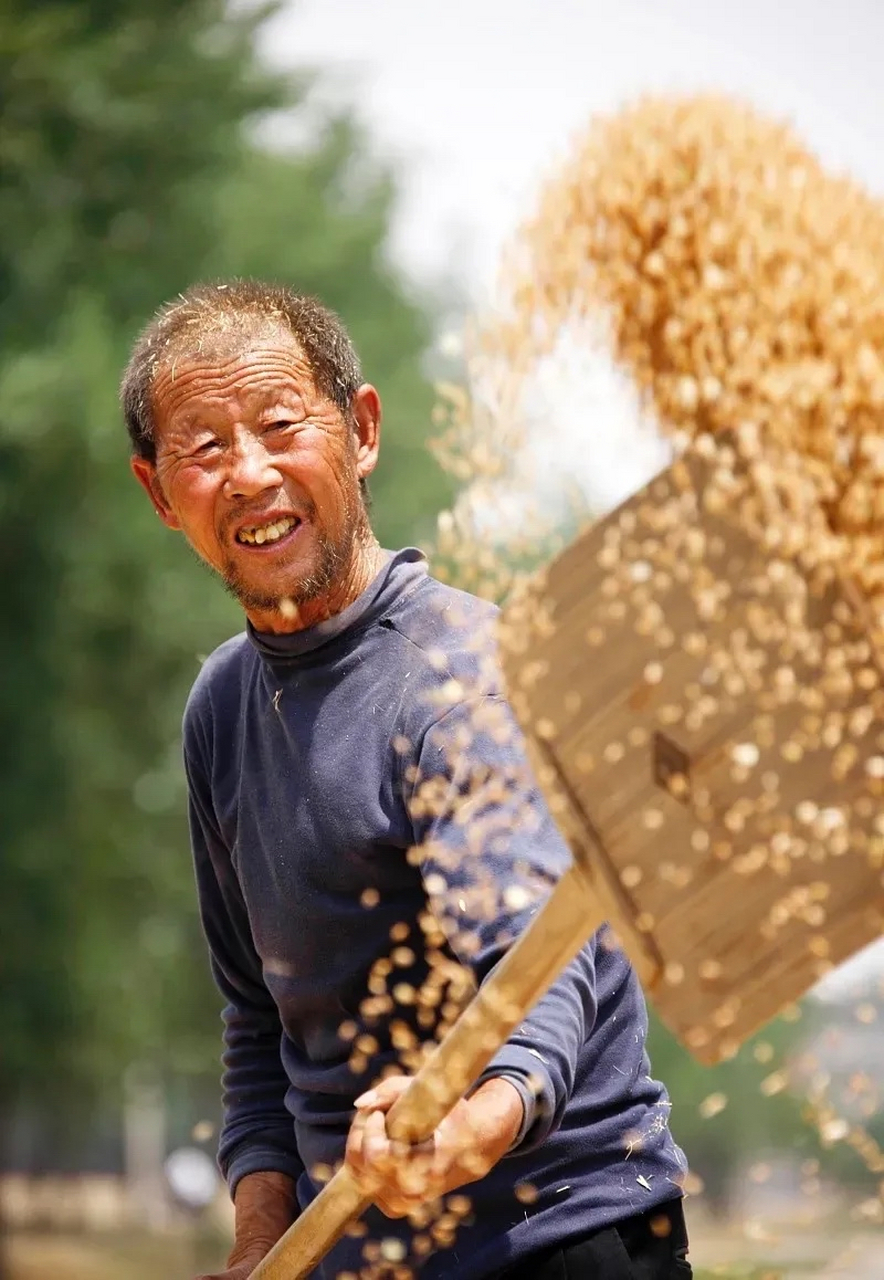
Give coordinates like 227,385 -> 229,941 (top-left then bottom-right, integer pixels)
0,0 -> 450,1160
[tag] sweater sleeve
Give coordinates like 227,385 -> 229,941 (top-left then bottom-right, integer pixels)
183,728 -> 305,1198
409,695 -> 598,1155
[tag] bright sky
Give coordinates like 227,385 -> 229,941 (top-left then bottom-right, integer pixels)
260,0 -> 884,508
263,0 -> 884,992
266,0 -> 884,292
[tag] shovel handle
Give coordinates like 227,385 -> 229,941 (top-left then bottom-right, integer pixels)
248,864 -> 601,1279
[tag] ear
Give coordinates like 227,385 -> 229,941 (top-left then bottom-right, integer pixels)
350,384 -> 382,482
130,457 -> 182,531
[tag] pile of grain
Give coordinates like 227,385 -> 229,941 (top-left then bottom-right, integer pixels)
478,94 -> 884,613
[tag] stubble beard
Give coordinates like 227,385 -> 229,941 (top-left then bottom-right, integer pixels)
220,492 -> 372,614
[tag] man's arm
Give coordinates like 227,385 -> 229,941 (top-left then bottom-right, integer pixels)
409,694 -> 599,1152
184,736 -> 304,1271
342,692 -> 597,1213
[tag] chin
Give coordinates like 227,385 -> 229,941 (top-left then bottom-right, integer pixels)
228,572 -> 314,613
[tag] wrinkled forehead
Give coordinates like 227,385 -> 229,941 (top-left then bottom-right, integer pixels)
148,316 -> 318,420
151,311 -> 304,379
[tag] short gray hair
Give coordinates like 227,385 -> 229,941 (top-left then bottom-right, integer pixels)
121,280 -> 364,461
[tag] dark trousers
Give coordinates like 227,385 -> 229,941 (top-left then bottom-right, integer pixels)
499,1198 -> 692,1279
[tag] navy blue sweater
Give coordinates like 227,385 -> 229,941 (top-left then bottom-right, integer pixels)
183,549 -> 687,1278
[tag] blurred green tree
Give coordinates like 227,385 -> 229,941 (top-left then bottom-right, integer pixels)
0,0 -> 449,1162
648,1005 -> 824,1217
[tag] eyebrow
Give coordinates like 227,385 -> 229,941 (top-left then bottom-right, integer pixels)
255,386 -> 305,404
174,383 -> 306,425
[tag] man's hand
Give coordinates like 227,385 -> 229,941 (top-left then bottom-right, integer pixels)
195,1254 -> 266,1280
195,1169 -> 297,1280
344,1074 -> 524,1219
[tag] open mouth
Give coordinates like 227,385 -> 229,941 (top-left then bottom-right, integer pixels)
236,516 -> 300,547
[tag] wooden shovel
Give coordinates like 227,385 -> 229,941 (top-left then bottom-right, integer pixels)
249,856 -> 605,1279
250,434 -> 884,1278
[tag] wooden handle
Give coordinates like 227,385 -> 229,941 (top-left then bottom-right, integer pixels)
249,863 -> 602,1279
249,1164 -> 370,1280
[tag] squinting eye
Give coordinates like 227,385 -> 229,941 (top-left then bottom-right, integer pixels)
265,420 -> 297,433
194,438 -> 222,456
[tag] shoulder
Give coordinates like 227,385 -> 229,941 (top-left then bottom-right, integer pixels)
182,631 -> 254,756
384,573 -> 501,681
380,573 -> 506,734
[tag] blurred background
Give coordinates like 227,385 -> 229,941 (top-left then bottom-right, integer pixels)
2,1 -> 883,1277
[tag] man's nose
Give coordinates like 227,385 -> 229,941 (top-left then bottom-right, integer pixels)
223,432 -> 282,499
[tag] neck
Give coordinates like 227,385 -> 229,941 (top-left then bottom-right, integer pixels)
245,535 -> 386,635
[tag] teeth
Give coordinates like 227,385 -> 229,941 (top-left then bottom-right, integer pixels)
238,518 -> 296,546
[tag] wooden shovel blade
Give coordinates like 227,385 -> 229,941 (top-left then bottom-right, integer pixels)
499,434 -> 884,1064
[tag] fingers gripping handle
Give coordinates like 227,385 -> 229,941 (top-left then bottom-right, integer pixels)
248,864 -> 601,1280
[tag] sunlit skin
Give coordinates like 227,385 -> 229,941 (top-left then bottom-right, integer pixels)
345,1074 -> 523,1219
131,328 -> 386,633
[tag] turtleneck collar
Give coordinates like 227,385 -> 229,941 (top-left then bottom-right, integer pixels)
246,548 -> 428,661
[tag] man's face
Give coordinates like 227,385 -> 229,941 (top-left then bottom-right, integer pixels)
131,329 -> 381,620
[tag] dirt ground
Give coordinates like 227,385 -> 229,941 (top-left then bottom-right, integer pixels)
7,1230 -> 214,1280
7,1224 -> 883,1279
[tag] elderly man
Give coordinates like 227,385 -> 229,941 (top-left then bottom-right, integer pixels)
124,280 -> 692,1279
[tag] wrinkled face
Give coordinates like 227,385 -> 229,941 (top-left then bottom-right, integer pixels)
132,330 -> 380,619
